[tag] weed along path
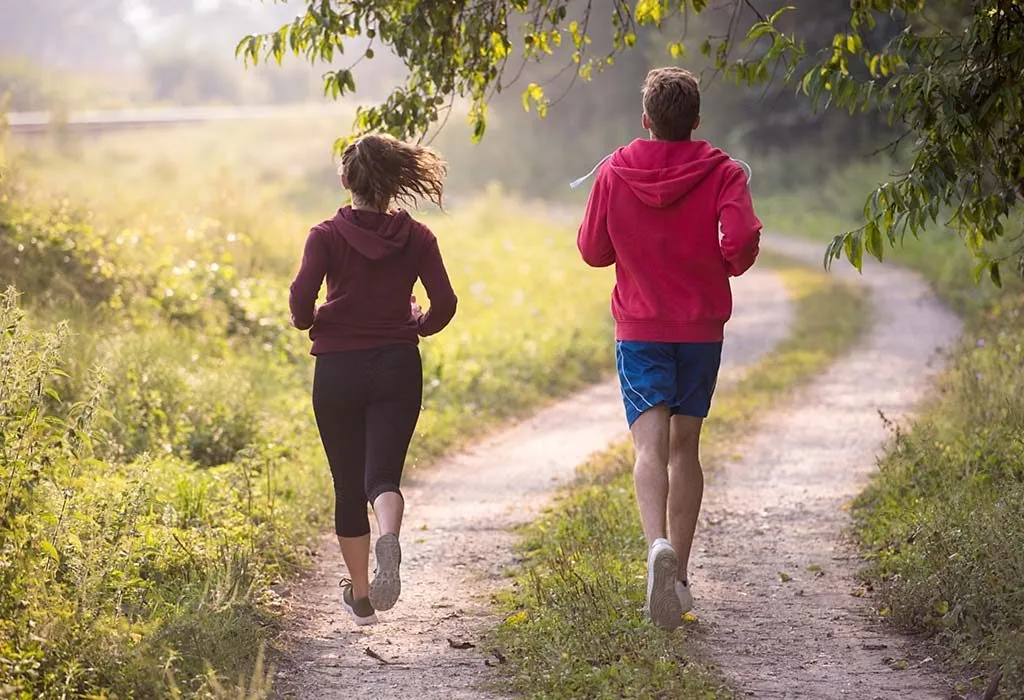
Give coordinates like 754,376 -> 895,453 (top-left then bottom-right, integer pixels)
694,234 -> 962,699
274,265 -> 793,699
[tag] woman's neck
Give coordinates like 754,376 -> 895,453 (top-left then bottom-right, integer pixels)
351,196 -> 388,213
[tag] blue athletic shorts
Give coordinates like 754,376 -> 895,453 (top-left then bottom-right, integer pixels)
616,341 -> 723,426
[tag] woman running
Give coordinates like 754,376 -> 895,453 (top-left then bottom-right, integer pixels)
289,133 -> 457,626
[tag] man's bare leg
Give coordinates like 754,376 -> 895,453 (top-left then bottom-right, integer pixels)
631,404 -> 683,629
668,415 -> 704,585
631,404 -> 671,545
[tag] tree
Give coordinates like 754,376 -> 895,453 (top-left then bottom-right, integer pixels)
237,1 -> 1024,278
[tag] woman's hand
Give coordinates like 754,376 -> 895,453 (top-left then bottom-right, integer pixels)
410,295 -> 424,323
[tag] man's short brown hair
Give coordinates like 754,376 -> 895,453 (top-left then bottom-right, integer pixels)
642,67 -> 700,141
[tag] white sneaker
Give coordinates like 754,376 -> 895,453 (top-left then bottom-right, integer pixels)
646,538 -> 682,631
675,579 -> 694,615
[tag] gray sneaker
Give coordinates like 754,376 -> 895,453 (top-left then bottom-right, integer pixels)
646,538 -> 683,631
676,579 -> 694,615
340,580 -> 378,626
368,533 -> 402,611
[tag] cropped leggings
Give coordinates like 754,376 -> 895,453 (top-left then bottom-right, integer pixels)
312,344 -> 422,538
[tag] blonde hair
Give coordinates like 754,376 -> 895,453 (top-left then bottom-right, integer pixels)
340,134 -> 447,211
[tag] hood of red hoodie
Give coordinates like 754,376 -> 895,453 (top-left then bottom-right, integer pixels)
608,139 -> 732,209
330,206 -> 413,260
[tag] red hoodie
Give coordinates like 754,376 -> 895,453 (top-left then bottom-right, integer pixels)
289,207 -> 457,355
577,139 -> 761,343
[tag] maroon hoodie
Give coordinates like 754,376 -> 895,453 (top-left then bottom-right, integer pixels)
289,207 -> 457,355
577,139 -> 761,343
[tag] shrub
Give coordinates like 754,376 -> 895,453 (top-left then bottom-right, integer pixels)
0,198 -> 128,310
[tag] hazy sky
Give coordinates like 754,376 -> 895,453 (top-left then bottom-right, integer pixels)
125,0 -> 288,43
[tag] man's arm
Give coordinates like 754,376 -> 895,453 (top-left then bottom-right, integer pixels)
719,164 -> 762,277
577,166 -> 616,268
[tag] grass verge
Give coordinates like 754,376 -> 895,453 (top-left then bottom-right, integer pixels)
760,169 -> 1024,698
490,255 -> 868,699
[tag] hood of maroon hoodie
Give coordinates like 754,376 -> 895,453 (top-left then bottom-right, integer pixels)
608,139 -> 732,209
330,206 -> 413,258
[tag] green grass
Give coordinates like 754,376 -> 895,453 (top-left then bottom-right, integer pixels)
0,120 -> 615,698
490,257 -> 868,700
759,167 -> 1024,698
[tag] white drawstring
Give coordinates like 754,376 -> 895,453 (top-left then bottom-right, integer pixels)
568,154 -> 753,189
569,154 -> 613,189
732,158 -> 753,185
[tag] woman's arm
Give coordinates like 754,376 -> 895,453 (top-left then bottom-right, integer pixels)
288,226 -> 329,330
415,234 -> 457,336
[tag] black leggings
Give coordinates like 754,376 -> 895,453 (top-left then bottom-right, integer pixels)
312,344 -> 422,538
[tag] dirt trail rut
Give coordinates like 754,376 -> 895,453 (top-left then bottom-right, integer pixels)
275,267 -> 792,699
692,234 -> 962,699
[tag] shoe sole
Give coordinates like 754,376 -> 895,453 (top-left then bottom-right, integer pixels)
647,545 -> 682,631
341,597 -> 378,627
369,533 -> 401,611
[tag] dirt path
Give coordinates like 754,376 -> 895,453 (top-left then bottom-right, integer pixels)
693,234 -> 962,699
274,266 -> 793,699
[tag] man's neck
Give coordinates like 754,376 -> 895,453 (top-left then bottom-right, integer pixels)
648,132 -> 693,142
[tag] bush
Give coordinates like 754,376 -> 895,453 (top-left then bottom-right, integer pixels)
96,331 -> 267,468
0,196 -> 128,310
182,369 -> 263,469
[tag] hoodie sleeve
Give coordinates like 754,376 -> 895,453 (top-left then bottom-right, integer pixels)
577,165 -> 616,268
288,225 -> 329,331
718,163 -> 762,277
417,232 -> 458,337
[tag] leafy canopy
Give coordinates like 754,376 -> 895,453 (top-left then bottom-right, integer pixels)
238,1 -> 1024,279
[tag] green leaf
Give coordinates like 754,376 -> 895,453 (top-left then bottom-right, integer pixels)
234,36 -> 252,60
865,221 -> 884,262
989,262 -> 1002,288
522,82 -> 545,114
635,0 -> 665,25
747,23 -> 773,42
40,540 -> 59,563
823,234 -> 846,270
769,5 -> 796,23
844,232 -> 864,272
972,260 -> 986,284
